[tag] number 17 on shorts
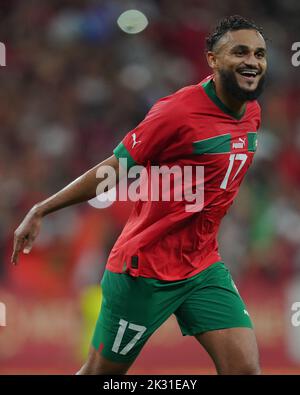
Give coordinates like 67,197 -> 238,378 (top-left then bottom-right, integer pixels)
112,319 -> 147,355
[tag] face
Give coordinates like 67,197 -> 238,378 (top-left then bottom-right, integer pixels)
207,29 -> 267,101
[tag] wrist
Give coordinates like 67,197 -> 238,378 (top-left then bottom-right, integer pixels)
31,203 -> 47,218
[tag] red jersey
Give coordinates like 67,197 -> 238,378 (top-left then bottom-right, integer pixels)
107,76 -> 261,280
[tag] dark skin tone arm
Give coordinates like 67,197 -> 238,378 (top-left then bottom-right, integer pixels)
11,154 -> 120,265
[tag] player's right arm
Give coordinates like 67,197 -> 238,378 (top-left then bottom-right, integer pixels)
11,154 -> 119,265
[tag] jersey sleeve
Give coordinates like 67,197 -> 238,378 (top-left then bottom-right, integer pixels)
113,95 -> 183,169
257,103 -> 262,130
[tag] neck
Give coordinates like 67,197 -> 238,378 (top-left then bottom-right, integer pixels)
213,75 -> 246,115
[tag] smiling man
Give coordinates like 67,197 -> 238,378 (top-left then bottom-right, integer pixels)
207,18 -> 266,112
12,15 -> 267,375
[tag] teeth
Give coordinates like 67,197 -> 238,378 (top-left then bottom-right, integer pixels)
239,70 -> 257,77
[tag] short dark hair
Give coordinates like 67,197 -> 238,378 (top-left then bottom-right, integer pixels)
206,15 -> 264,51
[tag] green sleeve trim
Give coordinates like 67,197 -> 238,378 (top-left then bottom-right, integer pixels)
247,132 -> 258,152
113,142 -> 137,169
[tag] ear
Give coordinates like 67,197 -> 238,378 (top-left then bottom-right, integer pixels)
206,51 -> 218,70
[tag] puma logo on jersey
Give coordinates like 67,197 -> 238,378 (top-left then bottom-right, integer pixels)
232,137 -> 246,149
132,133 -> 141,148
244,309 -> 249,316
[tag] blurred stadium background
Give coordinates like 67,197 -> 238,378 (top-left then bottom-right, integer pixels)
0,0 -> 300,374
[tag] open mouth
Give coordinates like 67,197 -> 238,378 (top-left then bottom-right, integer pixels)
237,69 -> 259,81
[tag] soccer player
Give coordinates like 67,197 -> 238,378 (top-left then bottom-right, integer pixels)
12,15 -> 267,375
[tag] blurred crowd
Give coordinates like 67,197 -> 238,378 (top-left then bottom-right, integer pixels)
0,0 -> 299,294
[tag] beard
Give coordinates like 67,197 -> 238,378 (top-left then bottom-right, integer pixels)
219,68 -> 266,102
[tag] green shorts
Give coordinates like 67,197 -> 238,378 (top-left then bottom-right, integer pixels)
91,261 -> 253,363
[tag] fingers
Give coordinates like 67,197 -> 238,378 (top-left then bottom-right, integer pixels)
11,215 -> 41,265
11,233 -> 34,265
23,236 -> 34,254
11,234 -> 25,265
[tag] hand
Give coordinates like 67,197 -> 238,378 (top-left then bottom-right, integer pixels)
11,207 -> 43,265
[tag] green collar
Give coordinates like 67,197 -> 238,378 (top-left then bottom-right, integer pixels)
202,79 -> 246,120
